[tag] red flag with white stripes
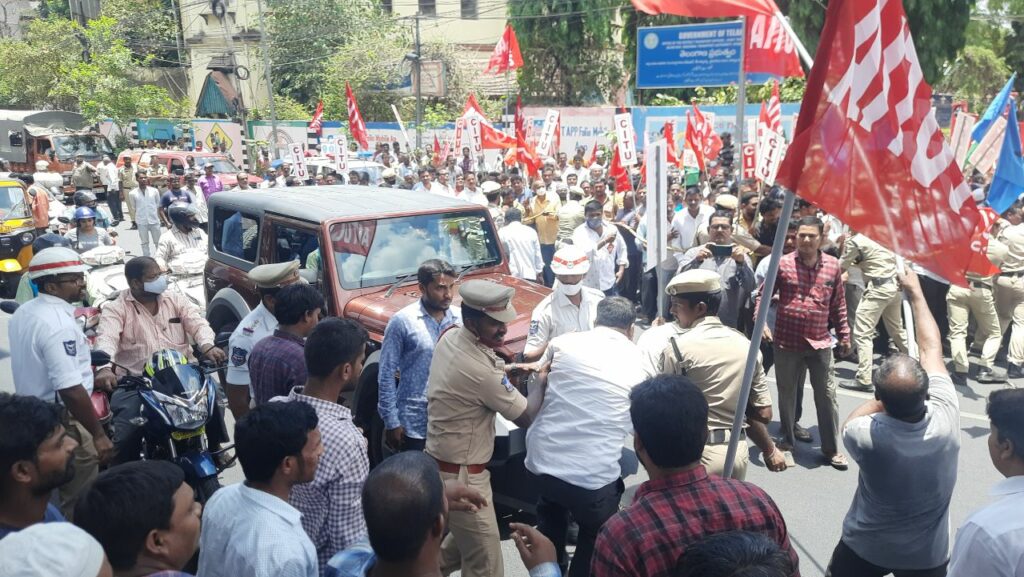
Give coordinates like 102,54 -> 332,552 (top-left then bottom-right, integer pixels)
345,83 -> 369,151
967,207 -> 1001,277
485,25 -> 524,75
776,0 -> 979,285
664,121 -> 680,167
309,100 -> 324,136
766,80 -> 782,134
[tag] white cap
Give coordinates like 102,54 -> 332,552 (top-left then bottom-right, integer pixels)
27,247 -> 90,280
35,160 -> 49,171
481,180 -> 501,194
550,245 -> 590,275
0,522 -> 107,577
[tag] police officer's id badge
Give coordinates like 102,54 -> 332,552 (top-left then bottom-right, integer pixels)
63,340 -> 77,356
231,347 -> 248,367
501,375 -> 515,392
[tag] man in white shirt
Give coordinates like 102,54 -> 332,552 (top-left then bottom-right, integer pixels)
525,297 -> 645,576
947,388 -> 1024,577
524,245 -> 604,362
456,172 -> 488,206
98,156 -> 123,225
571,201 -> 627,296
500,208 -> 544,283
128,172 -> 163,257
8,248 -> 114,516
670,186 -> 714,257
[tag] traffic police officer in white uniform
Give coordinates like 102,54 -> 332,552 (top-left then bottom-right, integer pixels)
225,260 -> 306,420
8,247 -> 114,517
524,245 -> 605,361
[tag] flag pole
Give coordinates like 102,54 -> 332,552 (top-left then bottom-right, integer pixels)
735,16 -> 747,171
774,11 -> 813,68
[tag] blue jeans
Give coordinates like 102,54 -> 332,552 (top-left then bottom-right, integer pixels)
603,286 -> 619,298
541,244 -> 555,287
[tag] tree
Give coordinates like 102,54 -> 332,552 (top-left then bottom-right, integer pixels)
935,46 -> 1011,112
250,94 -> 312,121
777,0 -> 974,85
0,17 -> 83,110
100,0 -> 181,67
264,0 -> 377,105
511,0 -> 630,105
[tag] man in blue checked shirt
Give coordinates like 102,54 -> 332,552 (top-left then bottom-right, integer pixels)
378,259 -> 461,452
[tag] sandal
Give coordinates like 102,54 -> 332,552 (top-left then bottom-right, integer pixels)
828,453 -> 849,471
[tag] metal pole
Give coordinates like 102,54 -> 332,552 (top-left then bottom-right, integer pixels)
774,11 -> 813,68
415,13 -> 423,150
168,0 -> 186,68
735,17 -> 747,153
256,0 -> 280,160
723,189 -> 796,479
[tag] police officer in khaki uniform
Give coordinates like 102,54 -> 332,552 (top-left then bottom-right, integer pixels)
426,280 -> 544,577
995,205 -> 1024,378
839,232 -> 908,391
946,232 -> 1007,385
658,270 -> 782,480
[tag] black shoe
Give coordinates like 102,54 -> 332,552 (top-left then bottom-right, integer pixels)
976,367 -> 1007,384
794,424 -> 813,443
1009,364 -> 1023,379
129,222 -> 138,230
951,372 -> 969,388
839,380 -> 873,392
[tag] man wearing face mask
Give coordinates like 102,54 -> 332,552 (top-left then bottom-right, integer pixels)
523,246 -> 604,362
572,201 -> 628,297
155,204 -> 207,271
524,179 -> 562,286
94,256 -> 227,463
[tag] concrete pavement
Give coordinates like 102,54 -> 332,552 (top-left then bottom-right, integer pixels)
0,216 -> 1010,576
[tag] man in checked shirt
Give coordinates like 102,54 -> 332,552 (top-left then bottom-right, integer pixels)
757,215 -> 852,471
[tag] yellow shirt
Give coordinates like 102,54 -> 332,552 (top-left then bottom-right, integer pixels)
526,194 -> 561,245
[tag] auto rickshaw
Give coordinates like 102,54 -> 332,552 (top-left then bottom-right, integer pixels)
0,178 -> 36,297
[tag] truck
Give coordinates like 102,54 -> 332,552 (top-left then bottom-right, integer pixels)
0,110 -> 115,198
204,185 -> 551,511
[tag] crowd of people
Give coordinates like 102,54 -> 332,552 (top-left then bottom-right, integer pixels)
1,136 -> 1023,577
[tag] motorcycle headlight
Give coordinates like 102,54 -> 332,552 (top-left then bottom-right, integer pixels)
151,389 -> 209,429
20,232 -> 33,245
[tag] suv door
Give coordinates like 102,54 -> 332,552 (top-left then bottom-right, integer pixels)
261,214 -> 333,313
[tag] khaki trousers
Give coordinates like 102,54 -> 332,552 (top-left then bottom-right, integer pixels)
947,284 -> 1001,372
58,417 -> 98,521
995,275 -> 1024,365
774,347 -> 840,456
702,439 -> 748,480
439,467 -> 504,577
124,190 -> 137,222
854,281 -> 908,386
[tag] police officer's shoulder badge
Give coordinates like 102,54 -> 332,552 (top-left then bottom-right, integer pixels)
231,347 -> 249,366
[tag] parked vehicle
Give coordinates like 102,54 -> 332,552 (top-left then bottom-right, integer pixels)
0,178 -> 37,297
116,149 -> 260,189
0,110 -> 114,197
304,156 -> 385,185
205,185 -> 549,511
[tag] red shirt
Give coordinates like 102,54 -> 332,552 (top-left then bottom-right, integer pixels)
591,466 -> 799,577
758,250 -> 849,351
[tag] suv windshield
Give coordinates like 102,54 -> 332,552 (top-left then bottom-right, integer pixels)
0,186 -> 30,222
193,157 -> 239,173
52,135 -> 114,161
331,211 -> 501,289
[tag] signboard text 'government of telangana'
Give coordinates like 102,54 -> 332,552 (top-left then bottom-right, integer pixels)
636,21 -> 744,89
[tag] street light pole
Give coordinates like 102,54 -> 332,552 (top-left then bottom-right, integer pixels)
256,0 -> 280,160
415,12 -> 423,150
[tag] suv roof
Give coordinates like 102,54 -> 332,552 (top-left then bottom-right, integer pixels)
209,186 -> 477,222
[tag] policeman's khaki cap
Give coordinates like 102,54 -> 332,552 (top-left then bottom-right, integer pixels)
666,269 -> 722,296
247,260 -> 305,289
460,279 -> 516,322
550,245 -> 590,275
715,194 -> 739,211
481,180 -> 501,194
381,168 -> 397,179
35,160 -> 49,171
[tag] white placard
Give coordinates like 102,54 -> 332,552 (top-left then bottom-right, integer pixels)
466,116 -> 483,156
949,111 -> 976,169
968,115 -> 1007,176
645,139 -> 669,272
536,109 -> 560,157
754,128 -> 786,186
614,112 -> 638,167
454,118 -> 467,152
335,135 -> 348,174
289,143 -> 308,180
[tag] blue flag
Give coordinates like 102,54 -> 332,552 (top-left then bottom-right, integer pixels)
987,99 -> 1024,214
973,74 -> 1016,144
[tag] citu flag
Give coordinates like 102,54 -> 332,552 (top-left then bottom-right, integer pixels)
485,25 -> 524,75
757,101 -> 770,148
663,121 -> 680,167
967,207 -> 1002,278
775,0 -> 979,285
632,0 -> 803,78
345,83 -> 369,151
609,145 -> 632,191
462,93 -> 516,149
766,80 -> 782,134
432,134 -> 442,166
309,100 -> 324,136
685,112 -> 706,172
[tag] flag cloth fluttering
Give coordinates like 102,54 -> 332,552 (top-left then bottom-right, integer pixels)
987,98 -> 1024,215
309,100 -> 324,136
973,74 -> 1016,145
345,83 -> 369,150
485,25 -> 524,75
775,0 -> 979,285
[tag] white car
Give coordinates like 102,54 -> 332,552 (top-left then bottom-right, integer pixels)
303,156 -> 385,186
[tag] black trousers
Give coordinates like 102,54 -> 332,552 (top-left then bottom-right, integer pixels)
535,474 -> 624,577
401,435 -> 426,452
106,190 -> 124,221
827,540 -> 947,577
111,388 -> 228,465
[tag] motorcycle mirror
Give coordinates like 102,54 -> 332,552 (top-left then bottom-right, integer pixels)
90,350 -> 112,367
0,300 -> 19,314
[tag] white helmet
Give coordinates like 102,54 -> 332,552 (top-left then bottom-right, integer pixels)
35,160 -> 49,171
27,247 -> 90,280
550,245 -> 590,275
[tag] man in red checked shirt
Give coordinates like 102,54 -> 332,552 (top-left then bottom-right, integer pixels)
757,215 -> 852,471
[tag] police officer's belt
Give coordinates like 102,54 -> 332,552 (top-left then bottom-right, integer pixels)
434,459 -> 487,475
707,429 -> 746,445
971,281 -> 993,290
866,277 -> 895,287
1002,271 -> 1024,278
